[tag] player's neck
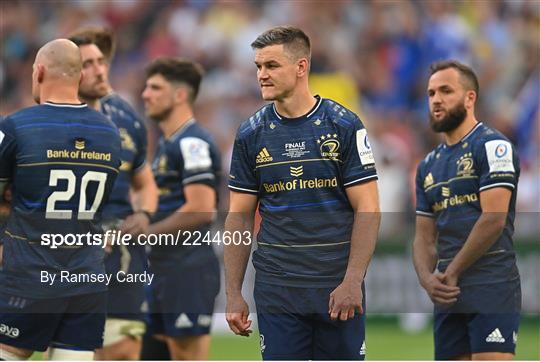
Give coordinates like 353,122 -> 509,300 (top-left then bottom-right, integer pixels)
160,106 -> 194,139
81,97 -> 101,111
444,115 -> 479,145
40,84 -> 80,105
274,88 -> 316,119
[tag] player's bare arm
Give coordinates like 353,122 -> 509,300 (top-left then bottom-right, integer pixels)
224,191 -> 257,337
443,187 -> 512,286
329,180 -> 380,321
120,164 -> 158,235
147,183 -> 216,235
413,216 -> 460,305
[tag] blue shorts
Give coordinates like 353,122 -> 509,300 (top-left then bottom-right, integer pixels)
0,290 -> 106,352
107,281 -> 146,321
434,280 -> 521,360
254,282 -> 366,360
146,259 -> 220,337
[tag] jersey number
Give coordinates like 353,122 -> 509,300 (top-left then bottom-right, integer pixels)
46,170 -> 107,220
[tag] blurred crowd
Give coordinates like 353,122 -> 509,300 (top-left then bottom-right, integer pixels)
1,0 -> 538,237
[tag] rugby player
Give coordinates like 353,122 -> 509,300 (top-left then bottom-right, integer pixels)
413,60 -> 521,360
68,27 -> 158,360
0,39 -> 121,360
224,26 -> 380,360
140,58 -> 221,360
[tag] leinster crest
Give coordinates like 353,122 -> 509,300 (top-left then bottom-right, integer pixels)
456,152 -> 474,176
318,133 -> 340,160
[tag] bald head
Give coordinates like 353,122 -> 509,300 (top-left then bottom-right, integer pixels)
35,39 -> 82,80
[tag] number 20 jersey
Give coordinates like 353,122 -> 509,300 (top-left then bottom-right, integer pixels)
0,102 -> 121,298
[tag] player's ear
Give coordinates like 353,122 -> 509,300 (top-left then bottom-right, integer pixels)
464,90 -> 476,110
297,58 -> 309,77
79,71 -> 85,87
37,64 -> 45,83
174,86 -> 189,105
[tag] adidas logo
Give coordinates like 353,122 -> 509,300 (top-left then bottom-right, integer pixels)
256,148 -> 273,164
424,173 -> 434,188
290,165 -> 303,177
359,340 -> 366,355
175,313 -> 193,329
486,328 -> 505,343
513,331 -> 518,344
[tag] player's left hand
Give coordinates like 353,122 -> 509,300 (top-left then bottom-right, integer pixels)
329,280 -> 363,321
119,211 -> 150,236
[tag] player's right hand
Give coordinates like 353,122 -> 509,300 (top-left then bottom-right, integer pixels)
226,295 -> 252,337
421,273 -> 460,306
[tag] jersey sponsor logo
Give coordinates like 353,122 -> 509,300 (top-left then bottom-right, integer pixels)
74,138 -> 85,150
355,129 -> 375,165
456,153 -> 475,176
432,192 -> 478,212
256,147 -> 273,164
441,186 -> 450,197
0,323 -> 20,338
180,137 -> 212,171
318,133 -> 340,160
46,148 -> 112,161
119,128 -> 136,152
158,187 -> 171,196
424,173 -> 434,188
290,165 -> 303,177
485,328 -> 505,343
485,140 -> 515,173
175,313 -> 194,328
263,177 -> 337,193
282,141 -> 310,158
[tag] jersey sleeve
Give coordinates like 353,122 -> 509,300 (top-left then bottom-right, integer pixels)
0,118 -> 16,182
228,130 -> 258,195
477,138 -> 519,192
340,117 -> 378,187
132,118 -> 148,172
178,136 -> 216,187
415,162 -> 434,217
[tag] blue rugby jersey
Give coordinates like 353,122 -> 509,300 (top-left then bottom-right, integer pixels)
150,119 -> 221,268
0,102 -> 121,298
229,96 -> 378,287
100,93 -> 148,219
415,122 -> 520,286
100,93 -> 149,278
